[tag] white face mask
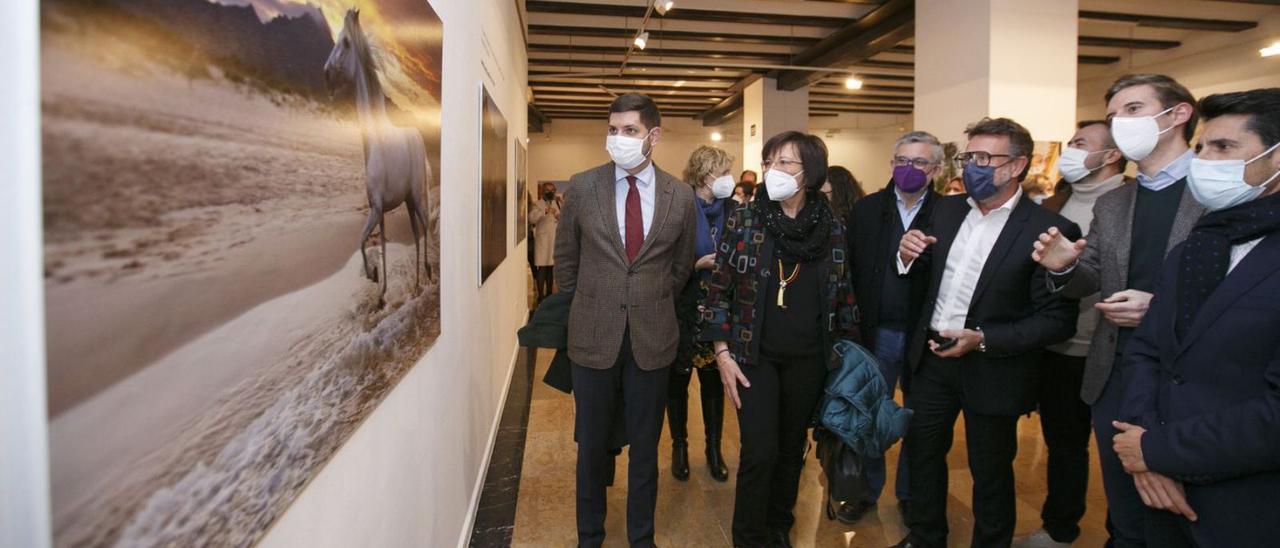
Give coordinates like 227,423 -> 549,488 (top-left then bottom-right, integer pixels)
1187,142 -> 1280,211
606,132 -> 651,170
1058,146 -> 1114,183
709,175 -> 735,199
1111,106 -> 1176,161
764,169 -> 802,201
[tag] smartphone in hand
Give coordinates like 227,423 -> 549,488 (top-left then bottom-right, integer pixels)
931,335 -> 958,352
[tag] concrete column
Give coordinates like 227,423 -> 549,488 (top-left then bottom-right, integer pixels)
914,0 -> 1078,144
742,77 -> 810,170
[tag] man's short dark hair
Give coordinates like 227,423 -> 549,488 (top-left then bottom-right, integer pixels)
1105,74 -> 1198,143
1078,119 -> 1128,172
1199,88 -> 1280,151
762,131 -> 829,190
965,117 -> 1034,181
609,93 -> 661,130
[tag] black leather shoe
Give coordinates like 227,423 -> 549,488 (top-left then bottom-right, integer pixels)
705,443 -> 729,482
827,499 -> 873,524
671,440 -> 690,481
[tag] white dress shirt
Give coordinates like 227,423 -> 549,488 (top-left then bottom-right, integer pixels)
1229,237 -> 1264,273
615,162 -> 656,244
897,189 -> 1023,332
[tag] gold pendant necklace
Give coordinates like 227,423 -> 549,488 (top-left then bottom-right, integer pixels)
776,259 -> 801,309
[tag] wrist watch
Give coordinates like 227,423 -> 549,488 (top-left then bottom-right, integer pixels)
975,327 -> 988,353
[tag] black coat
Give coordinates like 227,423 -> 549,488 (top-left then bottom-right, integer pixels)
846,183 -> 937,352
903,194 -> 1081,416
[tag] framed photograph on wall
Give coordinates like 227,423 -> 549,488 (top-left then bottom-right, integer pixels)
479,84 -> 509,285
40,1 -> 445,545
515,139 -> 528,245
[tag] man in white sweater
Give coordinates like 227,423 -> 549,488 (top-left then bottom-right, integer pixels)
1015,121 -> 1126,548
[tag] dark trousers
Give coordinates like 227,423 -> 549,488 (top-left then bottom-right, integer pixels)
572,331 -> 670,548
867,327 -> 911,503
1144,508 -> 1197,548
1036,351 -> 1092,542
667,366 -> 723,446
733,352 -> 828,547
905,353 -> 1020,548
1093,361 -> 1147,548
534,266 -> 555,302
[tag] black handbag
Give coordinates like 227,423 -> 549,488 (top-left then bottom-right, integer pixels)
814,427 -> 873,506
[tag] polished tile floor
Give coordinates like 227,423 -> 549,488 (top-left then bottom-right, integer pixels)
507,349 -> 1110,547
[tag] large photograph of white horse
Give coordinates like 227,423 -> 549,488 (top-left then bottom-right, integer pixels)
42,0 -> 443,546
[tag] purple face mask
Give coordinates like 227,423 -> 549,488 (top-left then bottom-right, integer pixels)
893,164 -> 929,193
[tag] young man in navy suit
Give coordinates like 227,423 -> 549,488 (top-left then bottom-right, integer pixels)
1111,88 -> 1280,547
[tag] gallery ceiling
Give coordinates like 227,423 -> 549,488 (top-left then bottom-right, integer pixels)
524,0 -> 1278,128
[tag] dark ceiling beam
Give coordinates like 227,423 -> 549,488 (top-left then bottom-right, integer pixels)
1079,36 -> 1180,50
1079,54 -> 1122,65
529,68 -> 753,79
811,108 -> 912,115
529,104 -> 549,133
698,73 -> 763,127
1199,0 -> 1280,4
1078,10 -> 1257,32
809,91 -> 913,102
528,43 -> 791,62
529,57 -> 770,71
532,85 -> 730,97
812,82 -> 913,92
530,74 -> 742,86
852,59 -> 915,70
525,1 -> 854,27
777,0 -> 915,90
528,24 -> 822,47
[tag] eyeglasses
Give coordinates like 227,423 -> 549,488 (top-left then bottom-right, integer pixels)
892,156 -> 936,169
953,151 -> 1017,170
762,159 -> 803,171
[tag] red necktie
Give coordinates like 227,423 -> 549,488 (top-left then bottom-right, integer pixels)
625,175 -> 643,262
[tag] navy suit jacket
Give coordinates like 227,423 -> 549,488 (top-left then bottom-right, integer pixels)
1118,234 -> 1280,546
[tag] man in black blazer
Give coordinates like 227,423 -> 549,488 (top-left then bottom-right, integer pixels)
845,131 -> 942,522
891,118 -> 1079,548
1111,88 -> 1280,547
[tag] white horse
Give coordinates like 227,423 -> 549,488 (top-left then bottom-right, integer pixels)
324,8 -> 434,307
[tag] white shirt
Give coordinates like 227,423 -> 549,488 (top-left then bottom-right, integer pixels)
1230,237 -> 1264,273
897,189 -> 1023,332
615,162 -> 656,244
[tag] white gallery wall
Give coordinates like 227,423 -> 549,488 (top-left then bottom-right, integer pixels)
1,0 -> 51,546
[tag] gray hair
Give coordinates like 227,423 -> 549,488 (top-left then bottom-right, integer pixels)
893,131 -> 945,164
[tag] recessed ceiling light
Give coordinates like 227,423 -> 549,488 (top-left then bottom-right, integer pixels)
710,131 -> 723,142
1262,41 -> 1280,57
844,77 -> 863,90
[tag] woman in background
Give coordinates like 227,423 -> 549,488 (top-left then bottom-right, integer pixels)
733,181 -> 756,205
822,165 -> 864,220
528,182 -> 561,303
668,145 -> 738,483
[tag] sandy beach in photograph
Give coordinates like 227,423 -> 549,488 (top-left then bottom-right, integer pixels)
42,13 -> 442,547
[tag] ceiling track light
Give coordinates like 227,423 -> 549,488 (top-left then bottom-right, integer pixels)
654,0 -> 675,15
1262,41 -> 1280,58
844,76 -> 864,90
634,31 -> 650,50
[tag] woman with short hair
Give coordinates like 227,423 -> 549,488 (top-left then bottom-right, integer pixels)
667,145 -> 738,483
701,131 -> 861,548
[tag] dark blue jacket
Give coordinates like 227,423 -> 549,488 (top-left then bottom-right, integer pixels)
817,340 -> 912,459
1118,235 -> 1280,546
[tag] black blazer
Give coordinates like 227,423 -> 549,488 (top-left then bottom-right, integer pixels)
1118,235 -> 1280,546
903,194 -> 1081,416
847,183 -> 937,351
